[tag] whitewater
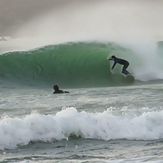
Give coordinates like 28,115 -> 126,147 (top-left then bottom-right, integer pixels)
1,0 -> 163,162
1,107 -> 163,150
0,81 -> 163,162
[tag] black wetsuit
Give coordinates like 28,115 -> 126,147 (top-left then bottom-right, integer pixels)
111,57 -> 130,75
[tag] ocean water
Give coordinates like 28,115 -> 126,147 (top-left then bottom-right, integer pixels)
0,83 -> 163,163
0,42 -> 163,162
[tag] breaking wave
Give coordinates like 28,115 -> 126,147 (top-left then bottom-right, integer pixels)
0,42 -> 137,87
0,107 -> 163,150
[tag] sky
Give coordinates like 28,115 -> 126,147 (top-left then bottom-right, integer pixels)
0,0 -> 163,43
0,0 -> 94,35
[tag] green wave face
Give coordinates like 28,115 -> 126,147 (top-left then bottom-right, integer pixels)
0,42 -> 136,87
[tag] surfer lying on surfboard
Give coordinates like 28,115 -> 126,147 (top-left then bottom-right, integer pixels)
108,55 -> 130,75
53,84 -> 69,94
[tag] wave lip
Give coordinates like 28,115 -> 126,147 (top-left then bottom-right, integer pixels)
0,107 -> 163,150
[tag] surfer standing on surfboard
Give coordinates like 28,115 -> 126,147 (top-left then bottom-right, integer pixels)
108,55 -> 130,75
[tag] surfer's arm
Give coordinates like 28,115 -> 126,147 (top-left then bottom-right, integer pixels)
108,58 -> 112,61
111,61 -> 116,70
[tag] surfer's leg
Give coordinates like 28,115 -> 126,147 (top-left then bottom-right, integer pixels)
122,63 -> 130,75
122,63 -> 129,75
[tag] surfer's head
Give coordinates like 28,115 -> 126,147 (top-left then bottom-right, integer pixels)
110,55 -> 116,60
53,84 -> 59,91
111,55 -> 116,59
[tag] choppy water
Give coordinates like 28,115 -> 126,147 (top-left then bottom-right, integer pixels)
0,83 -> 163,162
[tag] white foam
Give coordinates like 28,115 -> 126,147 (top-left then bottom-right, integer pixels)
0,107 -> 163,150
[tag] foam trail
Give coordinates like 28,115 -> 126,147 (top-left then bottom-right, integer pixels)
0,107 -> 163,150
